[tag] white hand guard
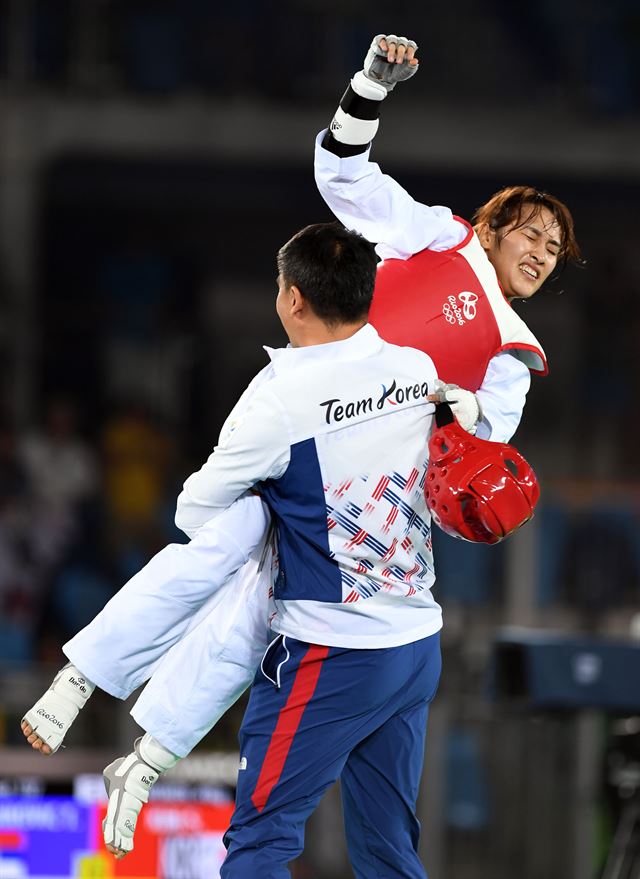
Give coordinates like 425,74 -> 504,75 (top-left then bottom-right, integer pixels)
363,34 -> 418,92
103,734 -> 179,857
433,380 -> 482,435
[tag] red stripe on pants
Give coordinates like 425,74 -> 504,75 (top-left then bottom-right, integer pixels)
251,643 -> 329,813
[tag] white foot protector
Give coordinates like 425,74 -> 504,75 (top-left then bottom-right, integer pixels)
103,734 -> 179,857
22,663 -> 95,754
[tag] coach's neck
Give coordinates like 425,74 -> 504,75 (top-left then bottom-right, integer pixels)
278,284 -> 368,348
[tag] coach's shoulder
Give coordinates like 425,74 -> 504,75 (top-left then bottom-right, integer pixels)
379,338 -> 438,374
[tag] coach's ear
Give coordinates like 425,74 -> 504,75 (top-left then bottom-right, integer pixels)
289,285 -> 307,318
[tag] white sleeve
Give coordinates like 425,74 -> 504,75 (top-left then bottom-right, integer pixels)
63,494 -> 271,700
148,494 -> 270,587
475,352 -> 531,443
175,387 -> 290,538
217,362 -> 275,445
314,130 -> 466,260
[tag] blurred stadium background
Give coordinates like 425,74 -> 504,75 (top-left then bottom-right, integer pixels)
0,2 -> 639,877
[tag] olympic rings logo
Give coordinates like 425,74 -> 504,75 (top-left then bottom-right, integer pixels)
442,303 -> 456,324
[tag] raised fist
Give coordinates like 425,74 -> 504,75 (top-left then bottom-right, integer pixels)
363,34 -> 419,91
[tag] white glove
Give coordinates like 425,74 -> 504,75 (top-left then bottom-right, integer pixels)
362,34 -> 419,92
433,380 -> 482,435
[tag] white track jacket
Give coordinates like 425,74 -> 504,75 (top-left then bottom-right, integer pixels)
176,325 -> 442,649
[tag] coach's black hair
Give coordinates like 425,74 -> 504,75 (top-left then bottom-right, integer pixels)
277,222 -> 377,325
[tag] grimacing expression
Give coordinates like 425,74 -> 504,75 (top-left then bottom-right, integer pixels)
479,205 -> 561,300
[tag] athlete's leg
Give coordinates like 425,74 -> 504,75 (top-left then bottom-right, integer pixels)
130,546 -> 273,757
101,546 -> 275,858
22,494 -> 270,754
65,494 -> 270,698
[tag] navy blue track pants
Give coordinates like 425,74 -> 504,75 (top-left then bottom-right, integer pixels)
221,630 -> 442,878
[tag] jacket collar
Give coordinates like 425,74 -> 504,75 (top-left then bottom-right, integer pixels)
264,324 -> 383,376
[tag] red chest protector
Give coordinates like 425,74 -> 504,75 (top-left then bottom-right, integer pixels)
369,220 -> 547,392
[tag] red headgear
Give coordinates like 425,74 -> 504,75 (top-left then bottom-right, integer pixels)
425,405 -> 540,544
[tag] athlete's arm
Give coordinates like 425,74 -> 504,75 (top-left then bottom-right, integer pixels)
314,34 -> 466,259
474,352 -> 531,443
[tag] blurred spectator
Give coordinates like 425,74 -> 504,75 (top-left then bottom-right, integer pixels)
0,422 -> 25,505
20,395 -> 98,511
99,243 -> 189,420
0,423 -> 40,662
1,397 -> 103,659
102,400 -> 175,577
19,395 -> 99,567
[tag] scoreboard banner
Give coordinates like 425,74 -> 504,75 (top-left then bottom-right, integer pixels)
0,797 -> 234,879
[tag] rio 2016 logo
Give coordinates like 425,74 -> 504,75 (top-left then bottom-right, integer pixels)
442,292 -> 478,325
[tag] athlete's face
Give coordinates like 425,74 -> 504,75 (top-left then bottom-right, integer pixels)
478,205 -> 561,300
